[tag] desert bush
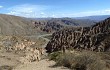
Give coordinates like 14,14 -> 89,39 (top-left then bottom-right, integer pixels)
52,51 -> 106,70
99,52 -> 110,69
71,52 -> 106,70
48,51 -> 62,61
0,65 -> 13,70
56,52 -> 75,68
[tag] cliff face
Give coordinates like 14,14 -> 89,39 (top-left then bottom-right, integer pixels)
45,17 -> 110,53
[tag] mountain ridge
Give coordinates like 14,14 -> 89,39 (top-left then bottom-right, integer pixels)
75,15 -> 110,21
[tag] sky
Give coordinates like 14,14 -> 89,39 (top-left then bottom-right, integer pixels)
0,0 -> 110,18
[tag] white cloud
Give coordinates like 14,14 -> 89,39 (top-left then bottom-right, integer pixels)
61,9 -> 110,17
0,6 -> 3,8
6,4 -> 110,18
7,4 -> 49,18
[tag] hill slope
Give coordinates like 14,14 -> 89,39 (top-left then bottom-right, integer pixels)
0,14 -> 36,36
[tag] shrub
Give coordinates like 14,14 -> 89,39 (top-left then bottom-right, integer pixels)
71,52 -> 106,70
52,51 -> 106,70
56,52 -> 75,68
99,52 -> 110,69
0,65 -> 13,70
48,51 -> 62,61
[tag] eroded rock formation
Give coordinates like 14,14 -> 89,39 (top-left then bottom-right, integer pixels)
0,36 -> 45,63
46,17 -> 110,53
31,18 -> 95,33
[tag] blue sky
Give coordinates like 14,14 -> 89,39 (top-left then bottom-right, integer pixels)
0,0 -> 110,18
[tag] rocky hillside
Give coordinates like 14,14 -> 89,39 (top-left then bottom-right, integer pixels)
0,14 -> 95,35
0,14 -> 37,36
46,17 -> 110,53
32,18 -> 95,33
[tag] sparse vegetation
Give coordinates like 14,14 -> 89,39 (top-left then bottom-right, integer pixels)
0,65 -> 13,70
48,51 -> 62,61
49,51 -> 109,70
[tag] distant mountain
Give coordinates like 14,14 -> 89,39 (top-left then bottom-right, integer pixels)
75,15 -> 110,21
48,18 -> 95,26
0,14 -> 96,35
31,18 -> 95,32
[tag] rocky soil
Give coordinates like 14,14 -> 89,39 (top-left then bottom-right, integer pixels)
0,34 -> 70,70
13,59 -> 69,70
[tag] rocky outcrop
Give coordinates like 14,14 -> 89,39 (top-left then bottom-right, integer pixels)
31,20 -> 64,33
31,18 -> 95,33
0,36 -> 45,63
45,17 -> 110,53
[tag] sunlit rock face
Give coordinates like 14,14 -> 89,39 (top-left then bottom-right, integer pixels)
46,17 -> 110,53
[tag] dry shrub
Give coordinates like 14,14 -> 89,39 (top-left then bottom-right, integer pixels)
56,52 -> 75,68
0,65 -> 13,70
53,51 -> 107,70
48,51 -> 62,61
99,52 -> 110,69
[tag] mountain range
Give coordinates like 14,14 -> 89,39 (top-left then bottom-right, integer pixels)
75,15 -> 110,21
0,14 -> 110,35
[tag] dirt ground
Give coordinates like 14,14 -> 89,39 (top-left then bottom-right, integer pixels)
0,50 -> 69,70
0,35 -> 69,70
